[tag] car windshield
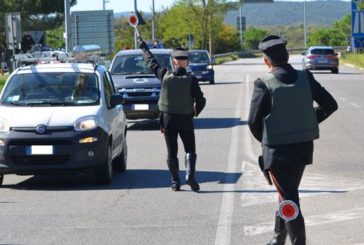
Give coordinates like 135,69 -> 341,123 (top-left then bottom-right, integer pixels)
0,72 -> 100,106
310,49 -> 335,55
111,53 -> 172,75
189,51 -> 211,64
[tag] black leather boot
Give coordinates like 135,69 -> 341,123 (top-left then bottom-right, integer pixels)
185,153 -> 200,192
286,216 -> 306,245
267,212 -> 287,245
167,158 -> 180,191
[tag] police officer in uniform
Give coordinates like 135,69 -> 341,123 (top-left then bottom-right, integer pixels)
138,39 -> 206,192
248,35 -> 338,245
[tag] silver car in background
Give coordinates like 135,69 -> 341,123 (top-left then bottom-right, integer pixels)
302,46 -> 339,74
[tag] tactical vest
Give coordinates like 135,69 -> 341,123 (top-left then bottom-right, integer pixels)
261,70 -> 319,145
159,72 -> 194,115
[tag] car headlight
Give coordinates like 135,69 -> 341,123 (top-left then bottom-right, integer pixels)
207,65 -> 213,70
74,116 -> 99,131
0,119 -> 10,133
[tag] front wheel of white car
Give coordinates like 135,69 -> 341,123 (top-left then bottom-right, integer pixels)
113,136 -> 127,173
95,143 -> 113,185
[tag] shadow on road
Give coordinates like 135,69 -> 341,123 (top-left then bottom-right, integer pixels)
198,189 -> 347,194
2,169 -> 242,191
194,118 -> 247,129
127,119 -> 159,131
126,118 -> 247,130
200,81 -> 242,86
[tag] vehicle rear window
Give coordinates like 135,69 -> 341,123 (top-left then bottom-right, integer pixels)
310,49 -> 335,55
111,53 -> 172,75
1,72 -> 100,106
189,51 -> 211,64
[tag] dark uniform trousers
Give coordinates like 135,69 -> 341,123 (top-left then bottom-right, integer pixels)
270,163 -> 306,245
163,128 -> 196,159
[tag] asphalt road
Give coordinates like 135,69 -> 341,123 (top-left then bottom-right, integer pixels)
1,55 -> 364,245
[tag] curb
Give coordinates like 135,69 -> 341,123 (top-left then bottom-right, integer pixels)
342,62 -> 364,71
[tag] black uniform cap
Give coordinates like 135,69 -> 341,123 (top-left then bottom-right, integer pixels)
258,35 -> 287,54
172,47 -> 189,60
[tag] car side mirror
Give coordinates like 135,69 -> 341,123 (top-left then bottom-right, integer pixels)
110,94 -> 124,108
301,52 -> 306,55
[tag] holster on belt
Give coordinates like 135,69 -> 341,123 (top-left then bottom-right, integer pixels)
258,155 -> 272,185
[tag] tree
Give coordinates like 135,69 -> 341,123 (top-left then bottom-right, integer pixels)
0,0 -> 77,51
243,27 -> 267,50
215,24 -> 240,53
114,12 -> 154,52
307,15 -> 351,47
157,0 -> 233,54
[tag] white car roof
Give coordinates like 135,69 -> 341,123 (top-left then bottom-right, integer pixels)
14,63 -> 100,74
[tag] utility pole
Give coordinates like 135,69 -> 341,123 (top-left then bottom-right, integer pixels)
103,0 -> 110,10
239,2 -> 244,48
64,0 -> 71,53
303,0 -> 307,48
152,0 -> 155,41
134,0 -> 138,49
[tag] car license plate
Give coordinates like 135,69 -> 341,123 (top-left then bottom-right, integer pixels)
134,104 -> 149,110
27,145 -> 54,155
318,58 -> 326,63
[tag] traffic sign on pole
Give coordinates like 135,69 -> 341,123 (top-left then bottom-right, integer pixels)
352,0 -> 364,38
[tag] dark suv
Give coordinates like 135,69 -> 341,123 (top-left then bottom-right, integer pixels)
109,49 -> 172,120
188,50 -> 215,84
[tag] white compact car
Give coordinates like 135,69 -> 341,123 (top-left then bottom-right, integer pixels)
0,62 -> 127,185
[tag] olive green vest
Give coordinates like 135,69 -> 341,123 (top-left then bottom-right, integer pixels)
261,70 -> 319,145
159,72 -> 194,115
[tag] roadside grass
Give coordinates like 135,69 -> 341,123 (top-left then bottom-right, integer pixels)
341,53 -> 364,69
0,74 -> 8,90
214,54 -> 240,65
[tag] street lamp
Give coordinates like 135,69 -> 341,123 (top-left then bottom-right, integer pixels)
64,0 -> 71,53
134,0 -> 138,48
239,1 -> 244,48
103,0 -> 110,10
303,0 -> 307,48
152,0 -> 155,41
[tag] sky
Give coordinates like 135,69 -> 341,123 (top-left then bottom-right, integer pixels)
71,0 -> 351,13
71,0 -> 176,13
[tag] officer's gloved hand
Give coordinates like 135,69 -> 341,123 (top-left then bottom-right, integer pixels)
194,106 -> 201,117
138,37 -> 148,51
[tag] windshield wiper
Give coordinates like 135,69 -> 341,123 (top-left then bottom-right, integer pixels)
21,101 -> 77,106
134,71 -> 152,74
1,101 -> 22,106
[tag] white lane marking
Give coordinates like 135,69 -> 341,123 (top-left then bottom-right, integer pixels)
214,75 -> 246,245
244,207 -> 364,236
240,160 -> 364,207
339,97 -> 347,102
350,102 -> 361,109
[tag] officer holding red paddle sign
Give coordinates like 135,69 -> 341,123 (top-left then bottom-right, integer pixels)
129,14 -> 206,192
248,35 -> 338,245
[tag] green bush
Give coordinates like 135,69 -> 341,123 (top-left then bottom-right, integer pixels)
341,53 -> 364,68
0,75 -> 8,90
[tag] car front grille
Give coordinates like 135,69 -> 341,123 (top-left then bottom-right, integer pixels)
11,155 -> 70,164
